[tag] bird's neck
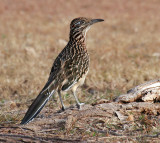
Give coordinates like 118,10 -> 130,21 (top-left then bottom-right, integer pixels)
69,30 -> 86,45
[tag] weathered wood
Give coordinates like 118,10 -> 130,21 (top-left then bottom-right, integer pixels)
115,79 -> 160,102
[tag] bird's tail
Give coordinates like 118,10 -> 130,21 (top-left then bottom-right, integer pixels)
20,89 -> 55,124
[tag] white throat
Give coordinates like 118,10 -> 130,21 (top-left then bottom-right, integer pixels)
83,26 -> 91,37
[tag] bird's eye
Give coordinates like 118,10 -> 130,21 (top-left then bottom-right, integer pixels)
71,21 -> 85,29
75,21 -> 81,25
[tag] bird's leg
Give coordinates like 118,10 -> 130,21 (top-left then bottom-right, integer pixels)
72,89 -> 84,109
58,90 -> 65,111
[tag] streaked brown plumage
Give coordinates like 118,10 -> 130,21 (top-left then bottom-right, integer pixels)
21,17 -> 104,124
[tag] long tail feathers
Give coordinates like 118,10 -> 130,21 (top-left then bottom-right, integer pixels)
20,90 -> 55,124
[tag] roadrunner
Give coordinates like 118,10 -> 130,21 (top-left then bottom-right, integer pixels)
21,17 -> 104,124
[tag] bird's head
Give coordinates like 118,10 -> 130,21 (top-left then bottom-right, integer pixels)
69,17 -> 104,40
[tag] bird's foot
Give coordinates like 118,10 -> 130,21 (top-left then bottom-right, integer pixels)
76,103 -> 85,109
57,106 -> 66,113
61,106 -> 66,111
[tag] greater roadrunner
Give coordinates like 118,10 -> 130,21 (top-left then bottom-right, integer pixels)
21,17 -> 104,124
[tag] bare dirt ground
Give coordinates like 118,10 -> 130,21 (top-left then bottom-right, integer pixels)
0,0 -> 160,142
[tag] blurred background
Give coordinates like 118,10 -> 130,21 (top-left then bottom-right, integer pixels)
0,0 -> 160,122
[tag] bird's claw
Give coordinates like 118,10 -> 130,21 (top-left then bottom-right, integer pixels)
77,103 -> 85,109
61,106 -> 66,111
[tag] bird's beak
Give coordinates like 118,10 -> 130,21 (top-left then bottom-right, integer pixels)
90,19 -> 104,25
